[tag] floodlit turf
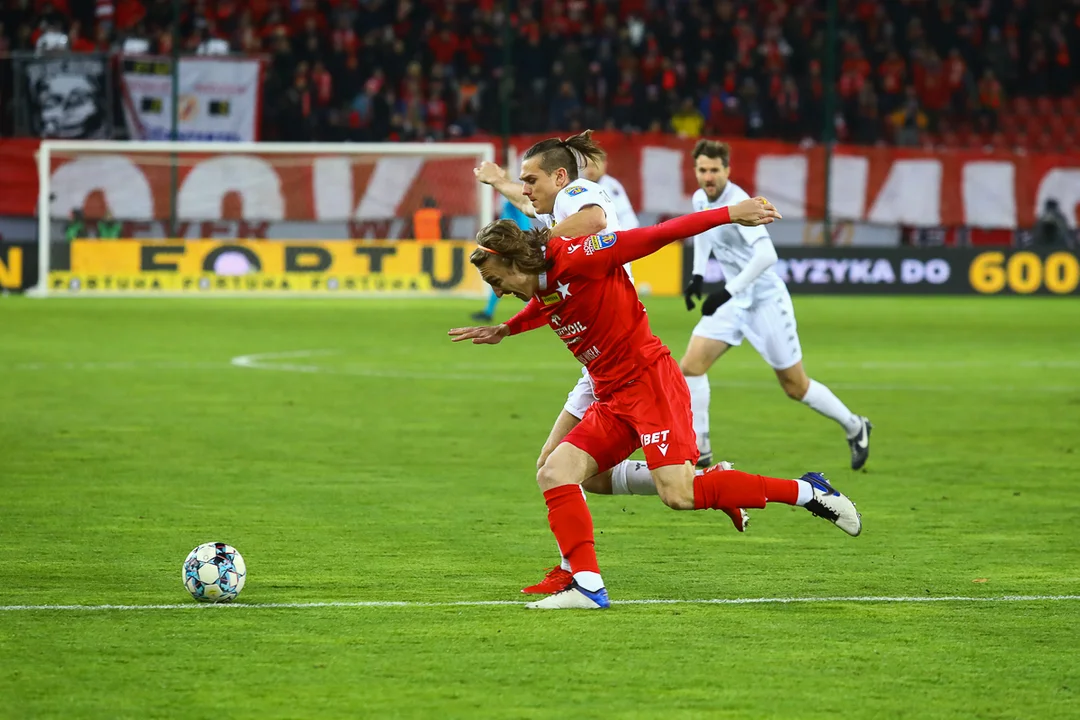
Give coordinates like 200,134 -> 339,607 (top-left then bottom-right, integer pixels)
1,295 -> 1078,719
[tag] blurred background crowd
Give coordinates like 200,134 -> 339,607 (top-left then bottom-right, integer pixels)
2,0 -> 1080,149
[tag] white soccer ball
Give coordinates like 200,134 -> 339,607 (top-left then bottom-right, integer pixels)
182,542 -> 247,603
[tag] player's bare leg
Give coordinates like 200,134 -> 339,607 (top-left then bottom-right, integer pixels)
527,443 -> 610,609
775,361 -> 873,471
679,335 -> 731,468
650,461 -> 861,536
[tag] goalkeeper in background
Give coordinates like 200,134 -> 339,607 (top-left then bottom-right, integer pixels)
471,197 -> 534,322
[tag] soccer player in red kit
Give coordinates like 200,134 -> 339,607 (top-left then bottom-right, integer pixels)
449,197 -> 863,610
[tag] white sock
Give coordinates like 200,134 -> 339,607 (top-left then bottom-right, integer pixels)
800,379 -> 862,437
610,460 -> 658,495
795,479 -> 814,506
685,374 -> 711,450
573,570 -> 604,592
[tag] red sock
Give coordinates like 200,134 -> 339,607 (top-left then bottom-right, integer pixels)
543,485 -> 600,575
693,468 -> 800,510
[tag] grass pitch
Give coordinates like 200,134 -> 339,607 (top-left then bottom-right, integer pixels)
1,295 -> 1078,719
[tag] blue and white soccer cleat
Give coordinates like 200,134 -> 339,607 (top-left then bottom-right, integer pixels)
524,581 -> 611,610
801,472 -> 862,536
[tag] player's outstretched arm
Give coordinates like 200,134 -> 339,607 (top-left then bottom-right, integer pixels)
448,324 -> 510,344
449,297 -> 547,344
605,197 -> 781,269
474,161 -> 538,218
548,205 -> 607,239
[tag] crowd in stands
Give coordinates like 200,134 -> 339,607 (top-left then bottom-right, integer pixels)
2,0 -> 1080,150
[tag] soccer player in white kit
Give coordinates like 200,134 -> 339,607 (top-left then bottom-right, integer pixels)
581,153 -> 640,230
474,131 -> 726,594
680,140 -> 873,471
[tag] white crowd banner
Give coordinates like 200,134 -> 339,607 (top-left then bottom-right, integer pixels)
120,56 -> 263,142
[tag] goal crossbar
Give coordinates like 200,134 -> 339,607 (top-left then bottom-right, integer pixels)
32,140 -> 497,298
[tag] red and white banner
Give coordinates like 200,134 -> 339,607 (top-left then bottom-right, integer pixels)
1,133 -> 1078,229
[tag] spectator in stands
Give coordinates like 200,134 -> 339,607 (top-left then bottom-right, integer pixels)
2,0 -> 1079,151
889,87 -> 929,147
1032,199 -> 1071,248
852,85 -> 881,146
670,96 -> 704,138
978,69 -> 1004,131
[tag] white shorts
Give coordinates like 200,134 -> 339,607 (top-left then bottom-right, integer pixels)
692,289 -> 803,370
563,367 -> 598,420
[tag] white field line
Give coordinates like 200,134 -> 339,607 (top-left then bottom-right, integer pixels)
229,351 -> 1080,393
2,351 -> 1078,393
2,595 -> 1079,612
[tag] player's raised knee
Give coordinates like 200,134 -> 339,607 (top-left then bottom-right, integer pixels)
536,443 -> 555,471
536,454 -> 576,490
653,466 -> 696,510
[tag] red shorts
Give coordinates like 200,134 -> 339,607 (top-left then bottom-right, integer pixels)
563,355 -> 699,472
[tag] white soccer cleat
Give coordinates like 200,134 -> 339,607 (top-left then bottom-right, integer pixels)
524,582 -> 611,610
801,472 -> 862,537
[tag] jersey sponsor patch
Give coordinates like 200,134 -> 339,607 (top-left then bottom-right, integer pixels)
566,185 -> 588,196
541,292 -> 561,305
584,233 -> 617,255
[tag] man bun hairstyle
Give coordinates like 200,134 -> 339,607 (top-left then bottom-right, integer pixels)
692,139 -> 731,167
522,129 -> 607,180
471,220 -> 552,274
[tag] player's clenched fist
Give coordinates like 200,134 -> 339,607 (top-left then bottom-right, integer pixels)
729,196 -> 782,226
473,161 -> 508,186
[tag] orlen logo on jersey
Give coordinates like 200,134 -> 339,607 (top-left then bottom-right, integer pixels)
555,321 -> 587,339
584,233 -> 617,255
640,430 -> 671,456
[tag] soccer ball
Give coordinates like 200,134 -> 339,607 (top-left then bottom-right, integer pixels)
183,542 -> 247,603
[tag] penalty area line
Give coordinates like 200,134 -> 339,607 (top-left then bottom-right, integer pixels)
2,595 -> 1079,612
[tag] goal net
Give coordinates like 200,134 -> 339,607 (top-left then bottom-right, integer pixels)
32,140 -> 495,297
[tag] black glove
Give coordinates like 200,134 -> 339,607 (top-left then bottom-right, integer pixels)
701,287 -> 732,317
684,274 -> 704,311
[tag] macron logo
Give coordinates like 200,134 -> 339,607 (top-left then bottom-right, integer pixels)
566,244 -> 581,254
658,443 -> 669,456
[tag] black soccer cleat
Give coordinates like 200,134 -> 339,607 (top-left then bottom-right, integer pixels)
695,431 -> 713,469
471,311 -> 494,323
848,417 -> 872,470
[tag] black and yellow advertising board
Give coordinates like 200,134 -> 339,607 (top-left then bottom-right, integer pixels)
46,239 -> 489,295
4,238 -> 1077,296
684,247 -> 1080,296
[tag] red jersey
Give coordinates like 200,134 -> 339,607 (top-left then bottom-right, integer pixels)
503,207 -> 733,398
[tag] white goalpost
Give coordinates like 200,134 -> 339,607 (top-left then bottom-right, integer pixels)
31,140 -> 496,297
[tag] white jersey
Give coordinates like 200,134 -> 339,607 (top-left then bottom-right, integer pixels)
691,182 -> 785,308
597,174 -> 640,229
537,177 -> 633,280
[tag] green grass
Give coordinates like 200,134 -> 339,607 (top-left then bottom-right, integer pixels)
1,296 -> 1079,719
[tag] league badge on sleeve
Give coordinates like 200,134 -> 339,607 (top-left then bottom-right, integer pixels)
584,233 -> 617,255
566,185 -> 588,196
